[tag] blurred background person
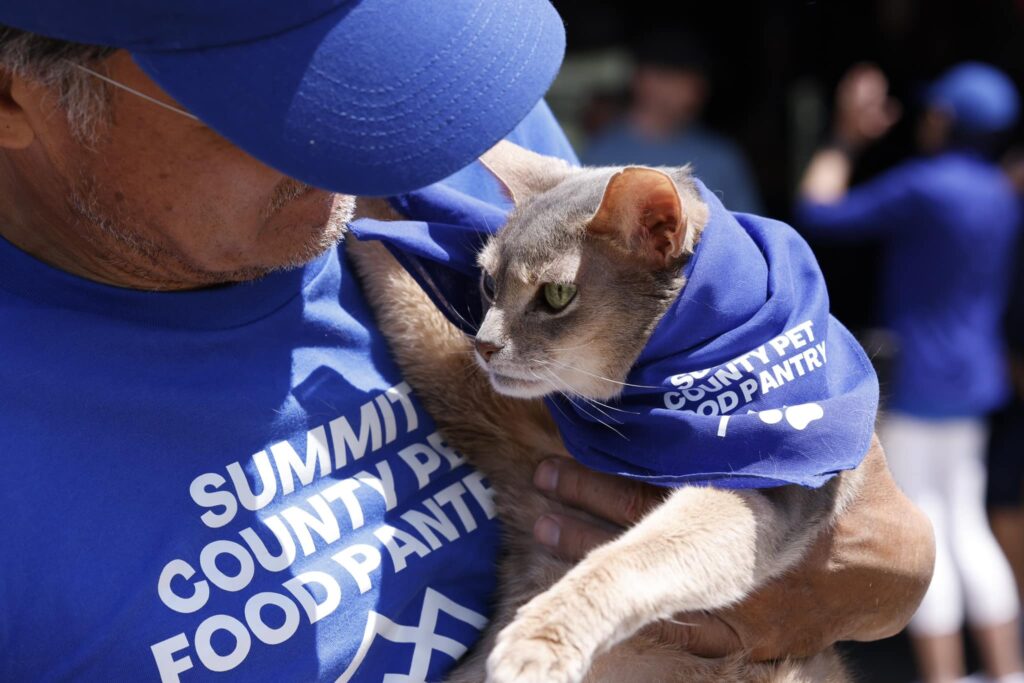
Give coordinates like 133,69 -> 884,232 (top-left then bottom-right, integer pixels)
796,62 -> 1023,683
580,31 -> 764,213
987,150 -> 1024,624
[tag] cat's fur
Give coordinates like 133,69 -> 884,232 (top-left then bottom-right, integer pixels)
348,141 -> 859,682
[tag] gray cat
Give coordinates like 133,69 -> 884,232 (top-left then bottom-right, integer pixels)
349,140 -> 859,682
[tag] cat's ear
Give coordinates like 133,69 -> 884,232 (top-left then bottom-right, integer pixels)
479,140 -> 571,205
588,167 -> 689,268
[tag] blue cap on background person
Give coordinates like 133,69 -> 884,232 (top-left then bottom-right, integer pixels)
926,61 -> 1020,134
0,0 -> 566,196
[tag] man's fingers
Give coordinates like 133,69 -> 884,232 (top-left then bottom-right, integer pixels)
531,458 -> 665,561
639,612 -> 744,659
533,513 -> 616,561
533,458 -> 667,527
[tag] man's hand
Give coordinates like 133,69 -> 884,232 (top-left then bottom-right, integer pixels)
531,437 -> 935,660
799,63 -> 901,204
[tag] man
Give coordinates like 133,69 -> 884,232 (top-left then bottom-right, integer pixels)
798,63 -> 1023,683
0,2 -> 929,681
582,31 -> 763,213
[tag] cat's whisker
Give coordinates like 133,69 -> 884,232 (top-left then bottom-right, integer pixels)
532,360 -> 642,415
538,378 -> 576,411
546,340 -> 595,353
579,397 -> 628,427
544,395 -> 574,424
549,375 -> 639,416
540,367 -> 630,440
538,357 -> 662,391
584,396 -> 638,416
574,400 -> 630,440
459,358 -> 481,380
529,370 -> 580,427
537,365 -> 629,421
527,367 -> 559,397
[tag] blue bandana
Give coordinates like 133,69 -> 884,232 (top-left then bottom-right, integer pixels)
352,168 -> 878,490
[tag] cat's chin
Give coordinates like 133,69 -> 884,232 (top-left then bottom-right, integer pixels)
487,372 -> 552,399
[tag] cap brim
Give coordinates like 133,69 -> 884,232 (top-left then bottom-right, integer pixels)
132,0 -> 565,196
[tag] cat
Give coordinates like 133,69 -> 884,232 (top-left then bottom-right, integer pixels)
348,140 -> 860,683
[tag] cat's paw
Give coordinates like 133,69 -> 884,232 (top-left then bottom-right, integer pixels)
485,617 -> 590,683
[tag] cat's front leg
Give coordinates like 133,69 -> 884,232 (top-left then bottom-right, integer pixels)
484,482 -> 839,683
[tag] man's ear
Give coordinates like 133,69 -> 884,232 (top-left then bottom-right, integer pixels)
0,70 -> 36,150
588,167 -> 689,268
479,139 -> 571,205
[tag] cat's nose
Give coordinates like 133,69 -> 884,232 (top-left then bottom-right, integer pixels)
474,339 -> 503,363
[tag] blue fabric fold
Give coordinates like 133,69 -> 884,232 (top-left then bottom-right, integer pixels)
563,186 -> 879,488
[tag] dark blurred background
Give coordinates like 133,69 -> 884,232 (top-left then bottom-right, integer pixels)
545,1 -> 1024,681
548,0 -> 1023,332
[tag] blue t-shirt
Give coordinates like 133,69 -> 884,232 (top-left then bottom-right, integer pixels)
0,104 -> 571,682
797,151 -> 1021,418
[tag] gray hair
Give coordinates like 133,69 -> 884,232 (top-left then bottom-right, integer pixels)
0,25 -> 116,141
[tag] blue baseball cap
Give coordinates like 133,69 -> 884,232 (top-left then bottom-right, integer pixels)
926,62 -> 1020,135
0,0 -> 566,195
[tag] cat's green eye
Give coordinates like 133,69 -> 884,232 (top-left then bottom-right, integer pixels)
543,283 -> 577,311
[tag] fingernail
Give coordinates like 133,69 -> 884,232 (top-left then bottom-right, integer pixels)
534,515 -> 561,547
534,460 -> 559,492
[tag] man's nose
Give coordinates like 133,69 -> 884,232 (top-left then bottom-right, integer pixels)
474,338 -> 503,362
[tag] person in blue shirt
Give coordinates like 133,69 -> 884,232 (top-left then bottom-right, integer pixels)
0,3 -> 932,681
798,62 -> 1024,683
582,31 -> 764,213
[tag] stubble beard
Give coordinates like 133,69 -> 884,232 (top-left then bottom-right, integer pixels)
64,174 -> 354,290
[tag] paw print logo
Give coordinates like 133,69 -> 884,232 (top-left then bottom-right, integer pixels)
755,403 -> 824,430
716,402 -> 824,437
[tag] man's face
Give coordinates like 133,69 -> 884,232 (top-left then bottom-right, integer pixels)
7,51 -> 352,287
631,65 -> 708,136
